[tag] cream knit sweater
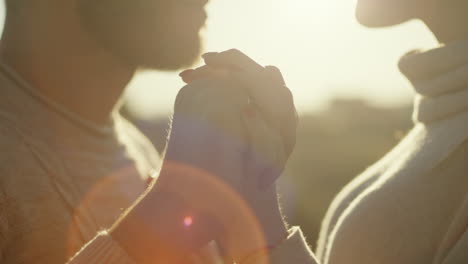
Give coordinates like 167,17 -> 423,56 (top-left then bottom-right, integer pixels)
315,40 -> 468,264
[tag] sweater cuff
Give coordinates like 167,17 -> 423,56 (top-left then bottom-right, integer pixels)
67,231 -> 135,264
242,227 -> 319,264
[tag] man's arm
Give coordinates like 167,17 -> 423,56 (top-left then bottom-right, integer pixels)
68,78 -> 261,263
67,229 -> 319,264
67,217 -> 318,264
67,175 -> 222,263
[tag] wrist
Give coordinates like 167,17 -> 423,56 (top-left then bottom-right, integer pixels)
221,188 -> 288,261
259,209 -> 289,248
110,190 -> 221,264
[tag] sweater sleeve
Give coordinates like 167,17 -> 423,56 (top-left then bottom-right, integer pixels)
242,227 -> 319,264
66,231 -> 135,264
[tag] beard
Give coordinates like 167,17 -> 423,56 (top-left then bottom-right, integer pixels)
77,0 -> 206,70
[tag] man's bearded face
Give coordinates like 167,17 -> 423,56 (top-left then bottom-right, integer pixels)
78,0 -> 208,70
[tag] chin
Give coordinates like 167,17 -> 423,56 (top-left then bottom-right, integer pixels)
78,0 -> 206,71
138,38 -> 203,71
83,21 -> 203,70
123,14 -> 206,70
355,0 -> 414,27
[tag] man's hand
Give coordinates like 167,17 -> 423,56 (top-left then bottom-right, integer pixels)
111,49 -> 297,264
111,78 -> 255,263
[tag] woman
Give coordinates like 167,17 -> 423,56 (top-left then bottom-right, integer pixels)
177,0 -> 468,263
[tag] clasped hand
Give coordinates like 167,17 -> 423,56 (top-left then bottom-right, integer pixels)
158,49 -> 298,261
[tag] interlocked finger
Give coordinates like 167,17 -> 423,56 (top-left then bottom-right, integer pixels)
228,70 -> 298,156
203,49 -> 264,73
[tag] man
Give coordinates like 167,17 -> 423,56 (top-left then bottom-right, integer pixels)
0,0 -> 191,262
0,0 -> 298,263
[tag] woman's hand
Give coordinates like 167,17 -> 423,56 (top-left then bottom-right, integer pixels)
176,49 -> 299,261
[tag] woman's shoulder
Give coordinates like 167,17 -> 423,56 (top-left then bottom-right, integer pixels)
314,125 -> 422,260
314,161 -> 384,260
433,195 -> 468,264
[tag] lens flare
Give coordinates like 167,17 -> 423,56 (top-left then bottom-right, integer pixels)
69,161 -> 270,263
184,216 -> 194,227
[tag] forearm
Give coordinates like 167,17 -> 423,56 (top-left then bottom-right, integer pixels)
65,181 -> 313,264
67,216 -> 315,264
110,188 -> 219,264
68,183 -> 219,264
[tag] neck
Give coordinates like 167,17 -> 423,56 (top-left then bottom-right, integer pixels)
1,8 -> 136,126
421,3 -> 468,44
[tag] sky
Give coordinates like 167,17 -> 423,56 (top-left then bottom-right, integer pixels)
0,0 -> 439,118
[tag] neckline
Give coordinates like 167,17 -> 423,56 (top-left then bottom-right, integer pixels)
399,39 -> 468,124
0,61 -> 117,138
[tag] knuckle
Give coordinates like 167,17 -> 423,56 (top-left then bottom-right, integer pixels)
282,86 -> 294,101
265,65 -> 281,73
293,110 -> 299,127
177,85 -> 192,99
281,89 -> 298,124
174,85 -> 194,109
226,48 -> 242,56
264,65 -> 286,84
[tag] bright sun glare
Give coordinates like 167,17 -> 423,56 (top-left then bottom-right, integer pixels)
280,0 -> 356,24
0,0 -> 437,119
125,0 -> 436,119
